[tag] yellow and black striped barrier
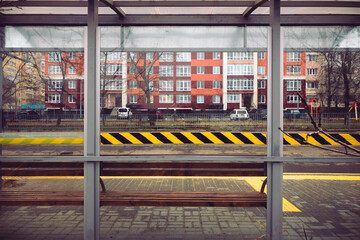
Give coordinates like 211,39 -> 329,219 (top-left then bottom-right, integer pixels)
0,132 -> 360,145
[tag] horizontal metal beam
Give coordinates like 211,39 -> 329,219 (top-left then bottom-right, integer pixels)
1,14 -> 360,26
3,1 -> 360,8
0,155 -> 359,163
243,0 -> 269,17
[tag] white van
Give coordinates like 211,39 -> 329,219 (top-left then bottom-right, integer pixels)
117,107 -> 132,119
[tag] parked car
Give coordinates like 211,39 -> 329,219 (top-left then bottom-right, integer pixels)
117,107 -> 132,119
283,109 -> 301,119
17,110 -> 40,120
249,109 -> 267,120
230,109 -> 249,121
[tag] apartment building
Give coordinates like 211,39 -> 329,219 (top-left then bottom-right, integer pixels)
43,51 -> 312,112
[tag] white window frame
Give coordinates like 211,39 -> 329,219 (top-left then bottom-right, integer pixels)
68,95 -> 76,103
197,66 -> 204,74
159,52 -> 174,62
176,94 -> 191,103
146,52 -> 154,60
307,55 -> 319,62
176,65 -> 191,77
258,80 -> 266,89
101,52 -> 122,61
130,95 -> 137,103
197,95 -> 204,104
101,63 -> 122,75
307,68 -> 318,75
48,80 -> 63,91
213,81 -> 221,89
197,52 -> 204,60
287,52 -> 301,62
159,65 -> 174,77
197,81 -> 205,89
213,95 -> 221,104
176,52 -> 191,62
286,65 -> 301,75
287,94 -> 301,103
258,95 -> 266,104
48,65 -> 62,74
213,52 -> 221,60
258,52 -> 266,59
48,52 -> 61,62
48,94 -> 61,103
129,81 -> 137,89
69,65 -> 76,74
159,94 -> 174,103
227,79 -> 253,90
68,52 -> 76,60
68,80 -> 76,89
227,94 -> 241,103
213,66 -> 220,74
228,64 -> 254,75
287,79 -> 302,91
159,80 -> 174,91
176,80 -> 191,91
101,79 -> 123,90
227,52 -> 253,60
258,66 -> 265,75
307,82 -> 319,89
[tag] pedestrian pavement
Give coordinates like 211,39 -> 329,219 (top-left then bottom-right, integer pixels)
0,174 -> 359,240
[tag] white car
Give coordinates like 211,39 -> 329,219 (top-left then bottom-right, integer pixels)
230,109 -> 249,120
117,107 -> 133,119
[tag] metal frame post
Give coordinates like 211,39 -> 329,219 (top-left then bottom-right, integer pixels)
0,27 -> 4,190
267,0 -> 284,239
84,0 -> 100,239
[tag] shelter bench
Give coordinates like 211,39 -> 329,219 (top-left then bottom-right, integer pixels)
0,161 -> 267,207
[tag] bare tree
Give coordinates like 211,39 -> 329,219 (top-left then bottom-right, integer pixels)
128,52 -> 162,126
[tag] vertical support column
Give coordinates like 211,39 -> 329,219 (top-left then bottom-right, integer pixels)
84,1 -> 100,240
0,27 -> 4,190
222,52 -> 228,111
267,0 -> 283,239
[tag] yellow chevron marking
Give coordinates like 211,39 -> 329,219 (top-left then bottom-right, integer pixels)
201,132 -> 224,144
340,134 -> 360,145
221,132 -> 244,144
242,133 -> 265,144
101,133 -> 123,145
298,133 -> 321,145
181,132 -> 203,144
319,134 -> 340,145
141,132 -> 163,144
120,133 -> 143,144
160,132 -> 184,144
283,134 -> 301,145
245,177 -> 301,212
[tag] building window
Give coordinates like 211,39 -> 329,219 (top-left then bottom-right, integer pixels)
101,79 -> 122,90
227,79 -> 253,90
227,94 -> 241,103
69,66 -> 76,74
213,95 -> 221,104
197,81 -> 205,89
48,52 -> 61,62
101,64 -> 122,75
48,80 -> 63,91
287,52 -> 301,62
197,66 -> 204,74
227,52 -> 253,60
48,94 -> 60,103
176,52 -> 191,62
176,65 -> 191,77
159,52 -> 174,62
286,65 -> 301,74
213,81 -> 221,89
68,80 -> 76,89
258,52 -> 265,59
68,95 -> 76,103
307,68 -> 318,75
101,52 -> 122,60
176,80 -> 191,91
307,82 -> 319,89
307,55 -> 318,62
68,52 -> 76,60
130,95 -> 137,103
129,52 -> 137,60
159,94 -> 174,103
197,95 -> 204,104
129,81 -> 137,89
258,66 -> 265,75
227,64 -> 253,75
287,79 -> 302,91
258,95 -> 266,103
258,80 -> 266,89
287,94 -> 301,103
176,94 -> 191,103
159,65 -> 174,77
48,65 -> 62,74
213,66 -> 220,74
197,52 -> 204,60
146,52 -> 154,60
159,80 -> 174,91
145,66 -> 153,74
213,52 -> 221,60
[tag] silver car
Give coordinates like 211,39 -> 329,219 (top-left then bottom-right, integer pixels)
230,109 -> 249,120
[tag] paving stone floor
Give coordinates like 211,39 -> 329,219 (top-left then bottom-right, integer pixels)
0,177 -> 359,240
